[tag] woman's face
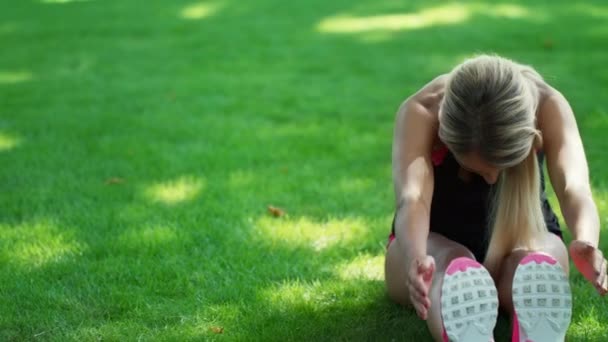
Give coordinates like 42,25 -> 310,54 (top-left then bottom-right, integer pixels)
454,152 -> 502,185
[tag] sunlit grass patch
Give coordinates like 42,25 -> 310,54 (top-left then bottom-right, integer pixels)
317,3 -> 530,35
317,4 -> 472,34
255,216 -> 369,251
118,224 -> 178,249
145,176 -> 205,205
0,71 -> 32,84
335,254 -> 384,281
260,280 -> 337,309
485,4 -> 529,18
0,132 -> 21,152
180,2 -> 221,20
0,220 -> 85,268
568,306 -> 608,340
40,0 -> 91,3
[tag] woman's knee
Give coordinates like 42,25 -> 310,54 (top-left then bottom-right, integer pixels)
502,232 -> 568,275
384,233 -> 476,304
427,233 -> 476,271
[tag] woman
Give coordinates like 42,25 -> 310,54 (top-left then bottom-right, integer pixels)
384,55 -> 607,341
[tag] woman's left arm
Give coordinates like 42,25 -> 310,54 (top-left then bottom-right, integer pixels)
540,90 -> 607,295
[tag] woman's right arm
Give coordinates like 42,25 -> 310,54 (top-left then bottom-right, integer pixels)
392,98 -> 436,264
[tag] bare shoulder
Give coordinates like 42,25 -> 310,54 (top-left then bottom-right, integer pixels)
409,74 -> 449,110
536,82 -> 582,158
536,82 -> 576,131
396,74 -> 449,124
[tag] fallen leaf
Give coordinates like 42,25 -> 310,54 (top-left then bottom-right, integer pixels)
105,177 -> 125,185
210,326 -> 224,334
542,38 -> 554,50
267,205 -> 286,217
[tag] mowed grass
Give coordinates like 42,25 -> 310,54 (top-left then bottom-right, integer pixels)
1,0 -> 607,341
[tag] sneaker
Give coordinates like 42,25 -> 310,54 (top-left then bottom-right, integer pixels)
511,252 -> 572,342
441,257 -> 499,342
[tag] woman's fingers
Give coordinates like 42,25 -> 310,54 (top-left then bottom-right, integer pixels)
413,300 -> 428,320
590,250 -> 607,294
411,287 -> 431,310
570,240 -> 608,294
408,260 -> 430,297
408,256 -> 435,319
596,257 -> 608,295
418,256 -> 436,283
410,276 -> 428,297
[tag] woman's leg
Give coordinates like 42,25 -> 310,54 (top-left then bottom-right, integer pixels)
495,232 -> 569,315
385,232 -> 476,342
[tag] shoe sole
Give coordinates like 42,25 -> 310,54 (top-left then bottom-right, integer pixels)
512,253 -> 572,342
441,257 -> 499,342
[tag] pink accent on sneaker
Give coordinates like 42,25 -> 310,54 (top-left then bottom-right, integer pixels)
512,313 -> 520,342
442,327 -> 449,342
445,257 -> 482,275
519,252 -> 557,266
512,313 -> 535,342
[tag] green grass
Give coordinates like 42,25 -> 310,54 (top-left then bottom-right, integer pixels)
1,0 -> 607,341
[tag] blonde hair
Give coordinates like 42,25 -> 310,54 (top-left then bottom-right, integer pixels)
438,55 -> 547,274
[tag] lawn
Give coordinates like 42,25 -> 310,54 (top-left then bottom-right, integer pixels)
1,0 -> 607,341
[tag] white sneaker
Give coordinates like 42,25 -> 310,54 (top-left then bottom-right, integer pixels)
511,252 -> 572,342
441,257 -> 499,342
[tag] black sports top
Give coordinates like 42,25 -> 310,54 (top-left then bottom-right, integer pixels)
391,147 -> 562,262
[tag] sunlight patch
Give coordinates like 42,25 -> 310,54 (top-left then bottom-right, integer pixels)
569,307 -> 607,340
119,225 -> 178,248
256,216 -> 368,251
316,4 -> 472,33
0,220 -> 84,267
262,281 -> 335,308
317,3 -> 530,35
40,0 -> 91,3
482,4 -> 529,18
180,2 -> 221,20
0,71 -> 32,84
336,254 -> 384,281
145,176 -> 205,205
0,132 -> 21,152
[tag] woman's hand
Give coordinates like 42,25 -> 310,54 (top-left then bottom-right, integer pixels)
407,255 -> 435,319
569,240 -> 608,295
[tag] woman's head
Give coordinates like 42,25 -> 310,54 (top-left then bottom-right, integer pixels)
438,55 -> 548,274
439,55 -> 541,182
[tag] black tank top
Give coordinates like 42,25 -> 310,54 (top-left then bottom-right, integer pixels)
427,150 -> 562,261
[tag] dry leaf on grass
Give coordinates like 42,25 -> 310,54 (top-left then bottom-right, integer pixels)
267,205 -> 286,217
105,177 -> 125,185
210,326 -> 224,334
